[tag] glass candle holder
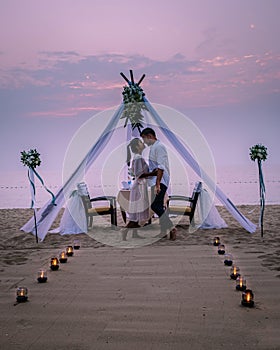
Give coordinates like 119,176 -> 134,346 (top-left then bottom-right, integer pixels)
213,237 -> 220,246
236,276 -> 247,291
73,239 -> 81,250
59,251 -> 68,263
66,246 -> 74,257
50,257 -> 59,271
230,266 -> 240,280
241,289 -> 254,307
224,254 -> 233,266
16,286 -> 28,302
218,244 -> 225,255
37,269 -> 48,283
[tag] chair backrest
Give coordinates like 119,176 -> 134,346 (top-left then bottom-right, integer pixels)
76,182 -> 92,218
80,194 -> 92,211
191,181 -> 202,206
189,181 -> 202,219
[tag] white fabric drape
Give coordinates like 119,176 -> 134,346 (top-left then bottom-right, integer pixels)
49,182 -> 88,235
21,105 -> 124,241
193,187 -> 228,230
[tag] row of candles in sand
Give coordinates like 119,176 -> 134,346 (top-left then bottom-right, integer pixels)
213,236 -> 254,307
16,240 -> 81,303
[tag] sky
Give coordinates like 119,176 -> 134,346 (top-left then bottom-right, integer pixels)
0,0 -> 279,178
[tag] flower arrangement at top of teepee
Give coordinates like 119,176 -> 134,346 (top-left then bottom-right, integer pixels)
120,70 -> 148,133
122,84 -> 145,104
249,143 -> 268,237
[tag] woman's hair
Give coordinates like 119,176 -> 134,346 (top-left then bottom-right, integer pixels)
129,138 -> 141,153
126,138 -> 141,166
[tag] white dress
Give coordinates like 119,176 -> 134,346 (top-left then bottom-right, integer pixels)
128,154 -> 150,223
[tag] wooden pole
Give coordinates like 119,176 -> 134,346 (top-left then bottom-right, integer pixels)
129,70 -> 134,84
258,159 -> 265,237
120,72 -> 130,84
33,208 -> 38,243
137,74 -> 146,86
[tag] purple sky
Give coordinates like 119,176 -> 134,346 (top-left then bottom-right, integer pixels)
0,0 -> 279,174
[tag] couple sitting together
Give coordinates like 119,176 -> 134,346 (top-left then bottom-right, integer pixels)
123,127 -> 177,241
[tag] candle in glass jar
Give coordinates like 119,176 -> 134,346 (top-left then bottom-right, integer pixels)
66,246 -> 74,257
241,289 -> 254,307
224,254 -> 233,266
16,286 -> 28,302
73,239 -> 81,250
50,257 -> 59,271
59,251 -> 68,263
230,266 -> 240,280
218,244 -> 225,255
37,269 -> 48,283
236,276 -> 247,291
213,237 -> 220,246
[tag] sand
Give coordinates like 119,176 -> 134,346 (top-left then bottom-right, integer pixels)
0,205 -> 279,349
0,205 -> 279,274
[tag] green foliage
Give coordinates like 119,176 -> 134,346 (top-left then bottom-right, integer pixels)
20,149 -> 41,168
120,84 -> 148,132
249,144 -> 268,161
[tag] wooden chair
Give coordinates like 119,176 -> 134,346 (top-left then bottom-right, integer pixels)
80,195 -> 117,229
166,181 -> 202,224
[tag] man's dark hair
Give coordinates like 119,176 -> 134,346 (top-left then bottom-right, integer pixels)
140,127 -> 156,137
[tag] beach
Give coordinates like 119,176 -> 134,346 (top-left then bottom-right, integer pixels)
1,205 -> 279,273
0,205 -> 280,349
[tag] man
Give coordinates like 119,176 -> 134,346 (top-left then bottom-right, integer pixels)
139,127 -> 176,240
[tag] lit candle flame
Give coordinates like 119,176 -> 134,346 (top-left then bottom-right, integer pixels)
16,287 -> 28,302
51,258 -> 58,266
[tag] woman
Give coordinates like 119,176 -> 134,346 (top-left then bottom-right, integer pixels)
122,138 -> 151,240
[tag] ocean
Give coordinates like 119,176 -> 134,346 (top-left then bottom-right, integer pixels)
1,164 -> 279,209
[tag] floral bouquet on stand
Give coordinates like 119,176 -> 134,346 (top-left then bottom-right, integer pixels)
249,144 -> 268,237
20,149 -> 56,243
